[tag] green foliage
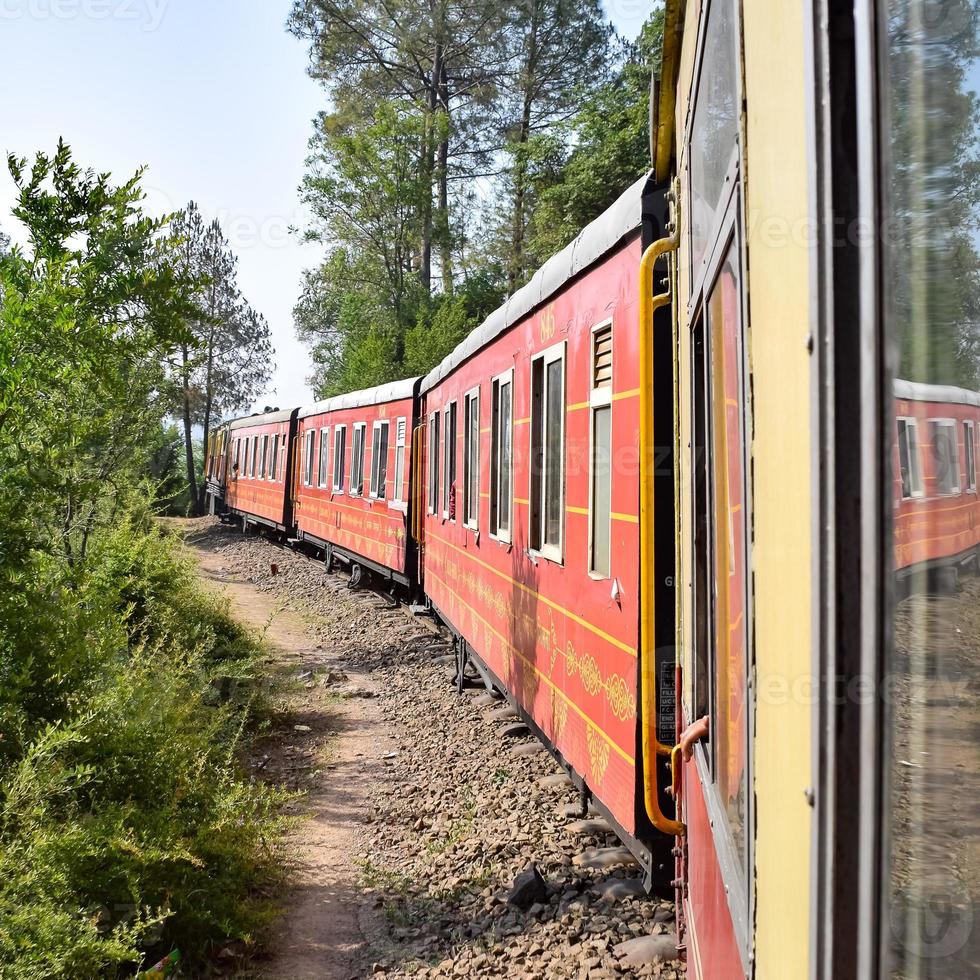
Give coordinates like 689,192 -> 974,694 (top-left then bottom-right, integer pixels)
0,145 -> 287,976
525,8 -> 665,263
0,516 -> 285,978
290,4 -> 661,394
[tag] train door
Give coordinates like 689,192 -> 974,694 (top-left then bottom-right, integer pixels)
676,0 -> 751,975
812,1 -> 980,977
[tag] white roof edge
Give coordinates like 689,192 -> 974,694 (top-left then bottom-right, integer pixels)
421,171 -> 652,393
227,407 -> 297,431
894,378 -> 980,407
297,376 -> 421,420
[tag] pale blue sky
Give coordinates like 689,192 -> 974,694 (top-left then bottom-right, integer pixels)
0,0 -> 653,412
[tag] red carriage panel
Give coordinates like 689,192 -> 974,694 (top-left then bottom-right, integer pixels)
892,380 -> 980,574
223,409 -> 296,530
294,379 -> 420,583
419,196 -> 646,839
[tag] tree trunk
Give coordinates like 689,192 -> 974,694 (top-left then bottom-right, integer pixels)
198,320 -> 217,513
419,42 -> 442,294
437,61 -> 453,294
510,3 -> 539,288
180,343 -> 199,515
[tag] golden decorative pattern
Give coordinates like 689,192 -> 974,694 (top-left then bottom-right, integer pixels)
550,688 -> 568,739
586,726 -> 610,785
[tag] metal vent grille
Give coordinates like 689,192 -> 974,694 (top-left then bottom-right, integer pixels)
593,325 -> 612,388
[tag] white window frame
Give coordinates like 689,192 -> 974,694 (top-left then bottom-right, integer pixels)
463,386 -> 481,531
233,438 -> 241,474
443,401 -> 457,520
896,417 -> 924,500
259,434 -> 269,479
370,420 -> 390,500
529,341 -> 566,563
964,420 -> 976,493
303,429 -> 315,487
589,320 -> 614,578
270,433 -> 280,482
489,368 -> 514,543
350,422 -> 366,496
317,426 -> 330,488
332,424 -> 347,493
929,418 -> 960,495
391,417 -> 407,506
249,435 -> 258,478
427,411 -> 440,514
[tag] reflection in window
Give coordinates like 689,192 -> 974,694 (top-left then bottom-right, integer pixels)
707,242 -> 748,888
689,0 -> 739,275
897,418 -> 924,498
882,2 -> 980,976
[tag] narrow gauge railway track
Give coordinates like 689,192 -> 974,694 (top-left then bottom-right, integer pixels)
191,519 -> 683,979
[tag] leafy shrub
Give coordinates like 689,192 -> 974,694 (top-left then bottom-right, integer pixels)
0,517 -> 287,978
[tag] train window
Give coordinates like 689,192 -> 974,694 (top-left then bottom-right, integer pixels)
270,434 -> 279,482
428,412 -> 440,513
260,435 -> 268,479
317,427 -> 329,488
303,429 -> 314,486
233,438 -> 240,474
590,323 -> 613,578
443,402 -> 457,519
689,0 -> 739,280
370,420 -> 389,499
930,420 -> 959,495
332,426 -> 346,493
249,436 -> 258,478
963,421 -> 976,492
393,418 -> 407,503
490,370 -> 513,542
896,418 -> 923,499
350,423 -> 366,495
530,342 -> 565,561
463,388 -> 480,530
878,6 -> 980,975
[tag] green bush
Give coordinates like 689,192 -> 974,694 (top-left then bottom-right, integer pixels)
0,517 -> 287,979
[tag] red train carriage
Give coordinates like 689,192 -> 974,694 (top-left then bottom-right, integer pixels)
293,379 -> 422,588
893,379 -> 980,581
418,174 -> 677,885
222,408 -> 298,531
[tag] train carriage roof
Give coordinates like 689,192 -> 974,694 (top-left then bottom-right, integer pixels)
227,407 -> 296,431
420,171 -> 653,394
297,376 -> 421,420
894,378 -> 980,407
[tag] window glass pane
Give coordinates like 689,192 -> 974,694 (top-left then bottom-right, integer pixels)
544,358 -> 563,548
530,358 -> 544,550
591,406 -> 611,577
319,430 -> 329,487
707,241 -> 747,884
377,424 -> 388,499
882,4 -> 980,976
500,381 -> 512,535
690,0 -> 738,273
965,423 -> 976,490
466,395 -> 479,526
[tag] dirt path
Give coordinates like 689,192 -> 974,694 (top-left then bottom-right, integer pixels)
189,527 -> 389,980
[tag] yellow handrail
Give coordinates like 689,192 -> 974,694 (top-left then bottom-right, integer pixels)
639,205 -> 686,838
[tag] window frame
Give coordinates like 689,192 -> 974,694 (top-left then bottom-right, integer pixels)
370,419 -> 390,500
332,424 -> 346,493
249,435 -> 258,478
463,386 -> 481,531
963,419 -> 976,493
270,434 -> 279,482
490,368 -> 515,544
303,429 -> 315,487
896,417 -> 924,500
391,416 -> 407,507
259,434 -> 269,479
350,422 -> 366,496
589,320 -> 614,579
929,418 -> 960,496
427,411 -> 440,514
529,341 -> 567,564
442,401 -> 457,520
